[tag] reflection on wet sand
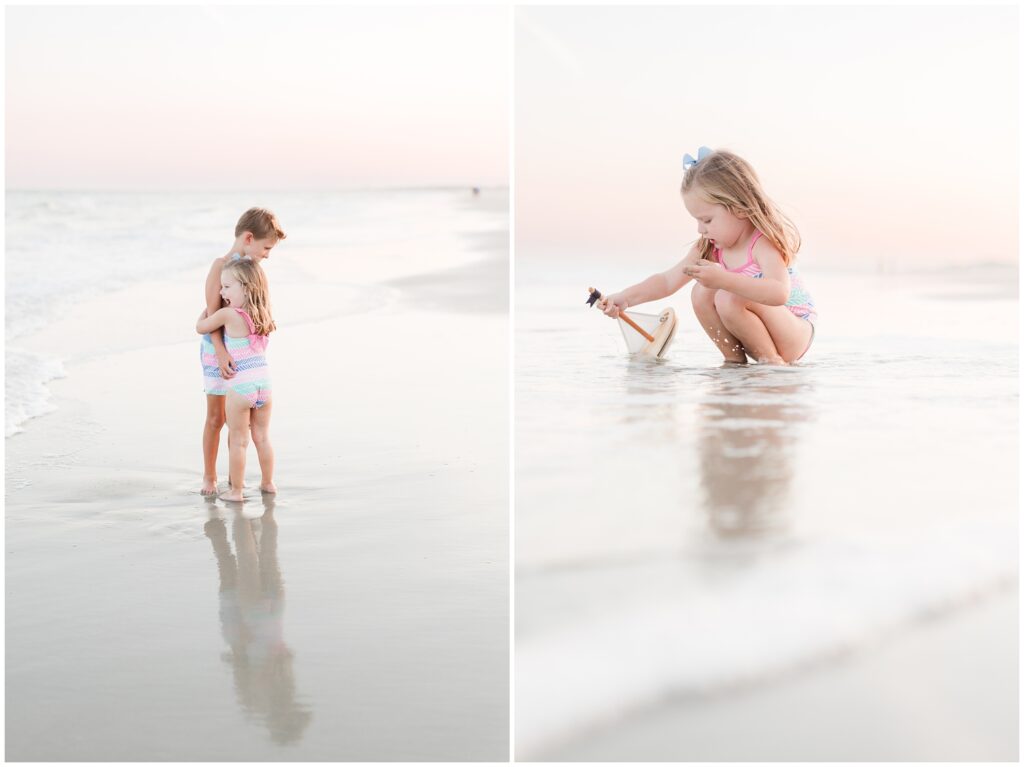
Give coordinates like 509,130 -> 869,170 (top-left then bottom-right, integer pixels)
697,366 -> 814,538
204,497 -> 313,744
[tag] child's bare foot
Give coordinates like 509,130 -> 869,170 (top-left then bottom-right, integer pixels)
200,478 -> 218,496
260,481 -> 277,494
219,487 -> 244,502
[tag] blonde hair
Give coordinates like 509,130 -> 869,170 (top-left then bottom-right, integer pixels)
224,259 -> 276,336
681,149 -> 800,265
235,207 -> 287,241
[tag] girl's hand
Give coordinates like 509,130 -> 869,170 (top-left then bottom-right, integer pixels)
217,351 -> 237,379
600,292 -> 629,318
683,261 -> 727,289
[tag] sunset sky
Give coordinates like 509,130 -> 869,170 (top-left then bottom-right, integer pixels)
6,6 -> 509,190
516,5 -> 1018,269
6,5 -> 1018,269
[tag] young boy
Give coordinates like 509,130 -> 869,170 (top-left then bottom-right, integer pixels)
200,207 -> 286,495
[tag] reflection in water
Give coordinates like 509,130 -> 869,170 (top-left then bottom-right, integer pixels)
614,358 -> 815,541
697,366 -> 814,539
204,497 -> 313,744
618,357 -> 686,433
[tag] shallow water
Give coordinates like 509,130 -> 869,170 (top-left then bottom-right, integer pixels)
6,485 -> 506,760
5,188 -> 505,436
5,188 -> 510,761
514,262 -> 1018,755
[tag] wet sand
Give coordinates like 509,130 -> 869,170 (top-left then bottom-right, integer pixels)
5,210 -> 509,761
532,590 -> 1018,761
514,264 -> 1018,761
388,232 -> 509,314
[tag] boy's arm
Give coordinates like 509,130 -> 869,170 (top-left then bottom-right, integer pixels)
204,259 -> 236,378
602,246 -> 700,317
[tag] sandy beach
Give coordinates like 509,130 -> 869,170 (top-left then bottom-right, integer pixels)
537,588 -> 1017,761
6,189 -> 509,761
514,262 -> 1018,761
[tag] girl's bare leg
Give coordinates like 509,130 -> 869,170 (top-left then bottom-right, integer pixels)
249,398 -> 276,494
691,284 -> 748,363
220,392 -> 251,502
202,394 -> 226,495
714,291 -> 812,364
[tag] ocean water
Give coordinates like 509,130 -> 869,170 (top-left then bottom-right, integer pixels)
5,188 -> 510,760
515,259 -> 1018,754
5,188 -> 505,436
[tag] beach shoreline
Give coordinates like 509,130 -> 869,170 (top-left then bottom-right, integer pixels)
6,190 -> 510,761
514,267 -> 1018,760
527,587 -> 1018,761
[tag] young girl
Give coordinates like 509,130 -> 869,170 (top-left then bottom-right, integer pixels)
197,258 -> 277,502
601,148 -> 817,364
201,208 -> 285,495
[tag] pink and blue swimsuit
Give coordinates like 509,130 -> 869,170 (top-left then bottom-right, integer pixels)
713,231 -> 818,324
201,308 -> 271,409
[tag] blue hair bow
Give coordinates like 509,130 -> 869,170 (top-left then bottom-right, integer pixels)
683,146 -> 712,170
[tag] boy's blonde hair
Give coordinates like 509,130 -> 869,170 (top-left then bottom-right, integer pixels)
235,207 -> 287,241
682,149 -> 800,265
225,259 -> 276,336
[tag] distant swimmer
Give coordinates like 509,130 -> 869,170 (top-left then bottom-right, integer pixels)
472,186 -> 481,196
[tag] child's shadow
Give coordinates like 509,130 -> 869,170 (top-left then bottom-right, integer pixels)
696,367 -> 815,539
204,497 -> 313,745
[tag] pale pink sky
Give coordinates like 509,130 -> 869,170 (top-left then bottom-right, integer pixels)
6,6 -> 509,190
516,5 -> 1018,270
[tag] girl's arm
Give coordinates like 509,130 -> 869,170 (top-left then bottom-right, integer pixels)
749,241 -> 792,305
602,246 -> 701,317
197,307 -> 234,335
683,239 -> 790,305
203,259 -> 236,378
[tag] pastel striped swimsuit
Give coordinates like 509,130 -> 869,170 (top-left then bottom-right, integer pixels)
713,231 -> 818,324
200,253 -> 243,397
201,309 -> 271,408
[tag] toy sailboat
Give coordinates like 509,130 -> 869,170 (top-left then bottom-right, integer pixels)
586,287 -> 677,358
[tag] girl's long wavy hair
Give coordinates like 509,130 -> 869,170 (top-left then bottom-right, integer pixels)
682,149 -> 801,265
225,259 -> 276,336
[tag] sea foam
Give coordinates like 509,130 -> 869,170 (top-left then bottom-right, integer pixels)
517,516 -> 1016,755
